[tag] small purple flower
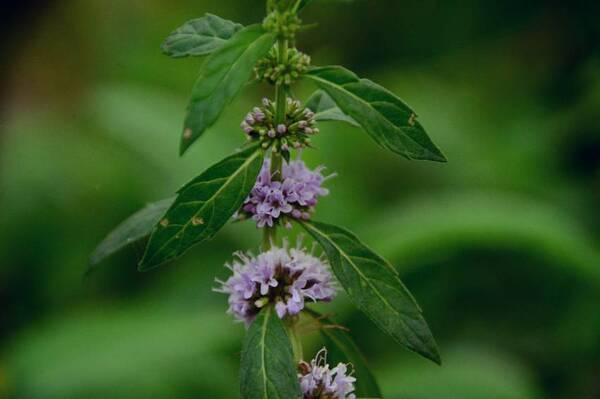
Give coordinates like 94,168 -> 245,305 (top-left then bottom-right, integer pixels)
214,241 -> 337,325
241,121 -> 253,134
252,107 -> 266,122
239,157 -> 333,228
298,348 -> 356,399
304,109 -> 315,119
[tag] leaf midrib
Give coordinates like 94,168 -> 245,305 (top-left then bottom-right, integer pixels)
145,149 -> 260,263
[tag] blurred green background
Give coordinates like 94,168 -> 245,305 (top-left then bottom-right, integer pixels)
1,0 -> 599,398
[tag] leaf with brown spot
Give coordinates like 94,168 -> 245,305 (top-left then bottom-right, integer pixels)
139,145 -> 264,270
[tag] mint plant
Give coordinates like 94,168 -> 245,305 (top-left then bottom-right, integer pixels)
91,0 -> 445,397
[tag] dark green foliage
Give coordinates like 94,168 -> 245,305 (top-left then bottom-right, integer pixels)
180,25 -> 276,154
139,145 -> 264,270
305,66 -> 446,161
90,198 -> 174,266
306,89 -> 359,127
161,14 -> 244,58
240,307 -> 302,399
300,220 -> 441,364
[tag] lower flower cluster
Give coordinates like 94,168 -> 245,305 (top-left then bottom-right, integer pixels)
239,157 -> 331,228
215,241 -> 336,325
299,348 -> 356,399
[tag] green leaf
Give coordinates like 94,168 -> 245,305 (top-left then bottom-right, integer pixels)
139,145 -> 264,270
240,306 -> 302,399
180,25 -> 276,155
299,220 -> 441,364
89,198 -> 175,266
305,90 -> 359,127
306,309 -> 382,398
161,14 -> 244,58
305,66 -> 446,162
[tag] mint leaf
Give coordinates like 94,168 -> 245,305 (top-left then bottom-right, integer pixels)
139,145 -> 264,270
306,309 -> 381,398
89,198 -> 175,266
161,14 -> 243,58
299,220 -> 441,364
240,306 -> 302,399
180,25 -> 276,155
306,90 -> 358,127
305,66 -> 446,162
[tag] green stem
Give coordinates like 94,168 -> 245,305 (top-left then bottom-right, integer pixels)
262,228 -> 273,249
263,37 -> 289,250
286,320 -> 304,362
274,40 -> 288,127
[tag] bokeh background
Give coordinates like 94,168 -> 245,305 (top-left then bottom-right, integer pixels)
1,0 -> 599,398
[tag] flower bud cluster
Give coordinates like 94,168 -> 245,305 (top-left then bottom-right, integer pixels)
263,9 -> 302,40
298,348 -> 356,399
241,97 -> 319,157
255,47 -> 311,86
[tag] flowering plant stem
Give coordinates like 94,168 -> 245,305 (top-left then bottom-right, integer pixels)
92,1 -> 447,397
286,318 -> 304,362
264,37 -> 289,250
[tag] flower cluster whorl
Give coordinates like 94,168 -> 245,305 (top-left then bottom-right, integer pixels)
241,97 -> 318,156
239,157 -> 331,228
263,9 -> 302,40
215,241 -> 336,325
255,47 -> 311,86
298,348 -> 356,399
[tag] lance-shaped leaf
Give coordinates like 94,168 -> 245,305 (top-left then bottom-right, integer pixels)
305,309 -> 381,398
305,90 -> 358,127
299,220 -> 441,364
161,14 -> 244,58
240,306 -> 302,399
89,198 -> 175,266
304,66 -> 446,162
180,25 -> 276,155
139,145 -> 264,270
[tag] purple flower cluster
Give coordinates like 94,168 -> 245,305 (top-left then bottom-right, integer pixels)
299,348 -> 356,399
240,158 -> 331,228
214,241 -> 336,325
